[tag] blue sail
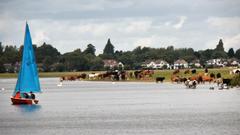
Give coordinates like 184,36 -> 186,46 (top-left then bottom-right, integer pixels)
14,23 -> 41,95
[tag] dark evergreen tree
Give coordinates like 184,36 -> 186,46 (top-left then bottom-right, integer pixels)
227,48 -> 235,58
0,42 -> 3,56
215,39 -> 224,51
235,49 -> 240,60
212,39 -> 228,58
103,38 -> 114,56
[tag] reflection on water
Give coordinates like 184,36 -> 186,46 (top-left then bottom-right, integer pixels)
13,104 -> 41,113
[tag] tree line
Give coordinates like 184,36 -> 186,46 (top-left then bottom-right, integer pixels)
0,39 -> 240,72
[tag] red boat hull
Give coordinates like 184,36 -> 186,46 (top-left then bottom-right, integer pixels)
11,97 -> 39,105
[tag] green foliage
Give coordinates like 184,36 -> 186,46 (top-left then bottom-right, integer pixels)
88,56 -> 104,71
36,42 -> 60,63
0,38 -> 239,72
51,63 -> 66,72
83,44 -> 96,56
42,56 -> 55,72
235,49 -> 240,60
211,51 -> 228,59
0,42 -> 3,56
227,48 -> 235,58
118,51 -> 136,69
0,58 -> 5,73
2,45 -> 18,64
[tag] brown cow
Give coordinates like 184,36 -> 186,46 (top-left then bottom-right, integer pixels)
171,75 -> 180,83
173,69 -> 180,75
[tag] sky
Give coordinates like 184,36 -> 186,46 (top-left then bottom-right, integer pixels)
0,0 -> 240,54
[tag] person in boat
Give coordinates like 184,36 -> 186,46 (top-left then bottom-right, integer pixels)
15,92 -> 35,99
23,93 -> 29,98
14,91 -> 28,99
14,91 -> 21,98
30,91 -> 35,99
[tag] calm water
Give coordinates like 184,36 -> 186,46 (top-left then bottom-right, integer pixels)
0,78 -> 240,135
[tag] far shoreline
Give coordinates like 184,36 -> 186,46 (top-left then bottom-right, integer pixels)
0,68 -> 235,82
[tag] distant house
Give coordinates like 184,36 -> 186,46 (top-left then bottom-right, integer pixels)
37,63 -> 44,72
3,63 -> 12,72
206,59 -> 224,67
14,62 -> 20,72
189,59 -> 201,68
142,59 -> 170,69
174,59 -> 188,69
3,63 -> 20,73
227,58 -> 240,66
103,59 -> 124,69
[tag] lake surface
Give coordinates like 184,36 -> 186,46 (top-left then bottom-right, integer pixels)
0,78 -> 240,135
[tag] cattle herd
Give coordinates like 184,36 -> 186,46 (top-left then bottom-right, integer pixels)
170,69 -> 236,89
60,70 -> 155,82
59,68 -> 239,89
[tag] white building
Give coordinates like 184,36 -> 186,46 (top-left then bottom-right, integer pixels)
103,59 -> 124,69
206,59 -> 224,67
189,59 -> 201,68
174,59 -> 188,69
143,60 -> 170,69
227,58 -> 240,66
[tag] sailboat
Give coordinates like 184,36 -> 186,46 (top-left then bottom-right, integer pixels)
11,23 -> 41,105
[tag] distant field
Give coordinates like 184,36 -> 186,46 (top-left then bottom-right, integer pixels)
0,71 -> 103,78
0,68 -> 235,82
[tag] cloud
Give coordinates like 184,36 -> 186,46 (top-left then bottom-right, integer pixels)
205,34 -> 240,51
173,16 -> 187,29
133,36 -> 155,48
205,16 -> 240,50
123,20 -> 152,33
0,0 -> 240,54
206,17 -> 240,31
32,31 -> 50,45
224,34 -> 240,50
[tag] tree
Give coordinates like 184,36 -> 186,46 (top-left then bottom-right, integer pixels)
0,42 -> 3,56
235,49 -> 240,60
42,56 -> 54,72
212,51 -> 228,59
73,48 -> 81,54
83,44 -> 96,56
118,51 -> 136,69
227,48 -> 235,58
36,42 -> 60,63
3,45 -> 18,64
88,56 -> 104,70
103,38 -> 114,56
0,58 -> 5,73
0,42 -> 4,72
51,63 -> 65,72
215,39 -> 224,52
61,49 -> 89,71
199,49 -> 213,64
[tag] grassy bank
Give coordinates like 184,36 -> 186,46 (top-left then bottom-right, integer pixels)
0,71 -> 101,78
0,68 -> 235,82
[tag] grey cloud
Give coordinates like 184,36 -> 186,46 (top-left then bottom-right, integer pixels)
0,0 -> 240,53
